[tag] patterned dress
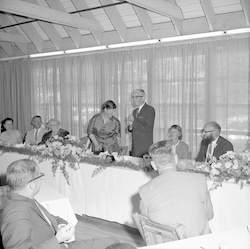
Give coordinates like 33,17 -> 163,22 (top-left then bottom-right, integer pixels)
87,113 -> 121,152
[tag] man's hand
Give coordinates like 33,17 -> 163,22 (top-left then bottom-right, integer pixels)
56,223 -> 75,243
128,114 -> 134,124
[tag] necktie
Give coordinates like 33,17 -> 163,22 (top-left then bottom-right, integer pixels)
135,108 -> 139,118
208,143 -> 213,159
35,129 -> 38,144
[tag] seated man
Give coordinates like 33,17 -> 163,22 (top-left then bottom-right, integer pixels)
196,121 -> 234,162
25,115 -> 47,145
1,159 -> 119,249
139,141 -> 214,238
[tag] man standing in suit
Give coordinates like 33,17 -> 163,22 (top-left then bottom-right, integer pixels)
127,89 -> 155,157
1,159 -> 118,249
25,115 -> 47,145
139,141 -> 214,238
196,121 -> 234,162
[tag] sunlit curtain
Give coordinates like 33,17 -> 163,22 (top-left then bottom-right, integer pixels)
0,34 -> 249,155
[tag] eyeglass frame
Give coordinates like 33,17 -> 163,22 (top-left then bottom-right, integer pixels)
131,96 -> 144,100
201,129 -> 215,134
27,172 -> 45,183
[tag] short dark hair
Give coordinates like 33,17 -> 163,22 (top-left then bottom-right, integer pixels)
168,124 -> 183,140
1,117 -> 14,132
31,115 -> 42,125
101,100 -> 117,110
2,117 -> 13,125
7,159 -> 38,190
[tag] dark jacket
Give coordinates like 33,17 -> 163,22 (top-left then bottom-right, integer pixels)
39,129 -> 69,145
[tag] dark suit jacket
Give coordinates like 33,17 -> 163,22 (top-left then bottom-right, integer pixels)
139,170 -> 214,238
0,194 -> 118,249
39,128 -> 69,145
130,103 -> 155,157
1,194 -> 67,249
196,136 -> 234,162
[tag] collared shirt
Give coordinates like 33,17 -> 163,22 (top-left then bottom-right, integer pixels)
34,128 -> 41,140
137,102 -> 145,115
206,136 -> 219,162
172,140 -> 180,155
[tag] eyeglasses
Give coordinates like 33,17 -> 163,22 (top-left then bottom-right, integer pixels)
201,130 -> 214,134
27,173 -> 45,183
131,96 -> 143,100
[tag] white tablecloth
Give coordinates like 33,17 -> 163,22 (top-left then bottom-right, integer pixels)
37,183 -> 77,226
1,152 -> 250,232
138,226 -> 250,249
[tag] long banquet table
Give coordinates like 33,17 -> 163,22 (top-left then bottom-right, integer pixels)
1,152 -> 250,233
139,226 -> 250,249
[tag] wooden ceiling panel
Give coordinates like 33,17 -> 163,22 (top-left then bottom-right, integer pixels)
0,0 -> 249,59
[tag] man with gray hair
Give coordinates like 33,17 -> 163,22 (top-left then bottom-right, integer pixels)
196,121 -> 234,162
139,141 -> 214,238
1,159 -> 118,249
127,89 -> 155,157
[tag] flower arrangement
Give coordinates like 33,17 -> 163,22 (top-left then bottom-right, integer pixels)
0,136 -> 143,184
184,150 -> 250,190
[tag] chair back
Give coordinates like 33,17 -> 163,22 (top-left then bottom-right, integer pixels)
132,213 -> 188,246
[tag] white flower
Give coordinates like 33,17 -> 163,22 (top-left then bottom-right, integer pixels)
225,161 -> 232,168
232,164 -> 239,169
215,162 -> 222,168
211,168 -> 220,175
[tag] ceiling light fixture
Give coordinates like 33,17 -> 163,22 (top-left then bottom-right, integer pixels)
65,46 -> 107,54
108,39 -> 159,49
226,27 -> 250,35
160,31 -> 226,43
29,51 -> 65,58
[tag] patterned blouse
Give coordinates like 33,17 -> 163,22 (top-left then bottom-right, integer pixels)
87,113 -> 121,153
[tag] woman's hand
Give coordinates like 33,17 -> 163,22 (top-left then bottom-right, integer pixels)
94,143 -> 103,151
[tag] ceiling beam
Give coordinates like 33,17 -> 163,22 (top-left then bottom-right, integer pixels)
23,0 -> 62,51
241,0 -> 250,26
46,0 -> 81,48
133,5 -> 153,39
100,0 -> 127,42
200,0 -> 215,31
171,16 -> 182,35
0,32 -> 28,43
0,0 -> 103,32
122,0 -> 184,19
14,16 -> 44,52
0,13 -> 28,55
0,41 -> 12,56
72,0 -> 103,45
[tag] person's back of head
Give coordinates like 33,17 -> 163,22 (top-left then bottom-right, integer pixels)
7,159 -> 38,191
149,140 -> 176,173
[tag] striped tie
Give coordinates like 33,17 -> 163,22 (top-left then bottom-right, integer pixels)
35,129 -> 38,144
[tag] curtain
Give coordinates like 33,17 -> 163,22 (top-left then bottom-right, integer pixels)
0,34 -> 249,155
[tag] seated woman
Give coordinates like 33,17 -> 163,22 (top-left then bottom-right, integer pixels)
0,117 -> 23,145
167,124 -> 189,160
87,100 -> 121,153
39,118 -> 69,145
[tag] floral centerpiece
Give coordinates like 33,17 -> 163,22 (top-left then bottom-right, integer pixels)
207,150 -> 250,189
0,136 -> 144,184
181,150 -> 250,190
